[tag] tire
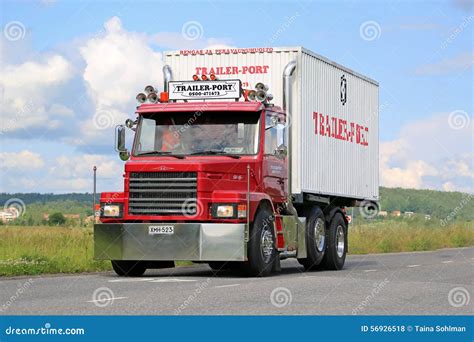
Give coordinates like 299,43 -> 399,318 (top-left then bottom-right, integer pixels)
244,208 -> 277,277
111,260 -> 147,277
320,213 -> 347,270
297,206 -> 327,270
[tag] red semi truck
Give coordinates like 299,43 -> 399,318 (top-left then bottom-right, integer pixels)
94,47 -> 379,277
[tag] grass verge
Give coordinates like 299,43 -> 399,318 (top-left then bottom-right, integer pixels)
1,222 -> 472,276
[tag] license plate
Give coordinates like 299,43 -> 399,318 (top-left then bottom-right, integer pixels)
148,225 -> 174,235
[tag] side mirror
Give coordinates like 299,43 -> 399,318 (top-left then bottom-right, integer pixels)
116,125 -> 126,151
115,125 -> 129,160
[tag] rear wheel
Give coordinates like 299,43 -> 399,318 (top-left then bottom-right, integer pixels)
244,208 -> 276,277
321,213 -> 347,270
111,260 -> 147,277
297,206 -> 326,270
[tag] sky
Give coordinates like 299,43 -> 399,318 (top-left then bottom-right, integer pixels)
0,0 -> 473,194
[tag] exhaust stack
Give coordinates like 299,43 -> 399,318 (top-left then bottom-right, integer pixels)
283,60 -> 297,214
163,65 -> 173,92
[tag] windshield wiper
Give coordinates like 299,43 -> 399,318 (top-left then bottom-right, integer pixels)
189,150 -> 241,159
136,151 -> 185,159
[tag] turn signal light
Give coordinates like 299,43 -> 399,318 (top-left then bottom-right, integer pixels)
237,204 -> 247,218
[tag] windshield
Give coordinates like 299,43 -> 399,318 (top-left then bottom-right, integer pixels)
133,111 -> 261,156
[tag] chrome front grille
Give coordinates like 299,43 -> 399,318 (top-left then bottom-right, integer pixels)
128,172 -> 197,216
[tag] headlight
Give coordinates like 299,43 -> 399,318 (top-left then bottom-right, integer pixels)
216,205 -> 234,218
211,204 -> 246,219
101,204 -> 122,218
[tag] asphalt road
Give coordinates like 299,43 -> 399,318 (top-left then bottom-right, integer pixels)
1,247 -> 473,315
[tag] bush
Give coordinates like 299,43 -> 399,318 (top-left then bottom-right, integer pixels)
48,212 -> 66,226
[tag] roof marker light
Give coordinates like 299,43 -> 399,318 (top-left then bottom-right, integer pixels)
193,75 -> 199,81
201,74 -> 208,81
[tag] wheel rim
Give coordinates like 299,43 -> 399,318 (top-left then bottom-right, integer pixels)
336,225 -> 345,258
260,227 -> 274,264
314,217 -> 326,252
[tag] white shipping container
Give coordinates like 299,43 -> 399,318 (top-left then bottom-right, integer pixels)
164,47 -> 379,201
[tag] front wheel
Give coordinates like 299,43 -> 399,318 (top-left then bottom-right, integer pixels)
244,208 -> 276,277
320,213 -> 347,270
111,260 -> 147,277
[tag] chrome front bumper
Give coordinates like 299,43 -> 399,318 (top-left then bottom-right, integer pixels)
94,223 -> 247,261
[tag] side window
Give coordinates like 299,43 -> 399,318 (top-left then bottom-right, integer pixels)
136,118 -> 156,152
264,115 -> 278,155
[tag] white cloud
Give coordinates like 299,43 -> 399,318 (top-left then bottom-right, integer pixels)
50,154 -> 122,179
78,16 -> 164,145
0,54 -> 76,135
414,52 -> 473,75
381,112 -> 473,192
0,150 -> 44,170
0,55 -> 73,89
43,154 -> 123,192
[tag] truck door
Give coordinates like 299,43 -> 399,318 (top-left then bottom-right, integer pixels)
262,113 -> 287,202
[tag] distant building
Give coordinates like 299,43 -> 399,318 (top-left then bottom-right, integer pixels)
404,211 -> 414,218
392,210 -> 401,217
0,210 -> 17,223
425,214 -> 431,220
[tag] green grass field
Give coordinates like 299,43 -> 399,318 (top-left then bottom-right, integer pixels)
0,221 -> 472,276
